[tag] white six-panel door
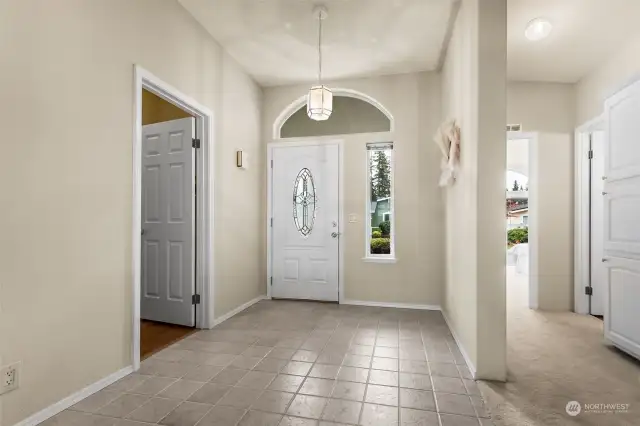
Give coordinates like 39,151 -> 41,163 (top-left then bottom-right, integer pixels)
141,118 -> 195,326
271,144 -> 340,301
603,80 -> 640,360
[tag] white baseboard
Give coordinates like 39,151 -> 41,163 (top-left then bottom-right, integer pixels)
210,295 -> 267,328
12,366 -> 133,426
441,309 -> 477,379
341,299 -> 441,311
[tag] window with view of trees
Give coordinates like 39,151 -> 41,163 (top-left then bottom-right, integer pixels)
367,143 -> 394,258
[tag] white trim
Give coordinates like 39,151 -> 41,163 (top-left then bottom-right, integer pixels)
133,65 -> 215,371
341,299 -> 441,310
361,257 -> 397,264
272,88 -> 395,139
441,310 -> 477,379
507,131 -> 538,309
266,139 -> 345,303
365,142 -> 396,260
574,115 -> 606,315
12,367 -> 133,426
211,296 -> 267,327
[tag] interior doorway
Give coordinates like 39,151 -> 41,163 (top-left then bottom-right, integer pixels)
133,66 -> 215,369
506,135 -> 531,309
139,89 -> 197,359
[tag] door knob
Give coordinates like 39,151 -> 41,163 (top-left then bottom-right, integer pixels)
331,232 -> 341,238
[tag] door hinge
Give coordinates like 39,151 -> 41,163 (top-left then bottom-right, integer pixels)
588,150 -> 593,159
192,294 -> 201,305
270,159 -> 273,169
192,138 -> 201,149
585,286 -> 593,296
270,218 -> 273,227
270,277 -> 273,286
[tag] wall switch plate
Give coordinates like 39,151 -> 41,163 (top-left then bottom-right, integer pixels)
348,214 -> 358,223
0,362 -> 20,395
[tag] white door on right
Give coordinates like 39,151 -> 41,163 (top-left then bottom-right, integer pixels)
603,79 -> 640,360
271,143 -> 340,302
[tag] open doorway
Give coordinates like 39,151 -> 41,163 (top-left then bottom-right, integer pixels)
139,88 -> 197,359
132,66 -> 215,369
506,136 -> 531,309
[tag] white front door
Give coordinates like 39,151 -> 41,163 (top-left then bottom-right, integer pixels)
590,130 -> 605,316
603,80 -> 640,360
271,143 -> 340,301
141,117 -> 196,326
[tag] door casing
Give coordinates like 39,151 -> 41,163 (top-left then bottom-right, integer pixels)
266,139 -> 345,303
133,65 -> 215,371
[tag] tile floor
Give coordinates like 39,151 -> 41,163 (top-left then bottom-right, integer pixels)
43,300 -> 494,426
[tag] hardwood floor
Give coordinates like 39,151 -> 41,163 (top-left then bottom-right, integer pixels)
140,320 -> 196,360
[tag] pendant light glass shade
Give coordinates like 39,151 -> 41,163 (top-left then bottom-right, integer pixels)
307,85 -> 332,121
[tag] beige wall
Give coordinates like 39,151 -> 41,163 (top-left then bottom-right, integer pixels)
576,33 -> 640,125
0,1 -> 262,425
142,88 -> 192,125
507,82 -> 576,133
262,72 -> 445,306
441,0 -> 507,380
530,133 -> 574,311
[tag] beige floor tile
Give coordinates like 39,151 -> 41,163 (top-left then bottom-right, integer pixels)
439,413 -> 481,426
196,405 -> 246,426
266,348 -> 297,360
470,396 -> 489,418
337,367 -> 370,383
368,370 -> 399,387
399,361 -> 429,375
158,380 -> 205,400
436,393 -> 476,417
41,410 -> 118,426
309,364 -> 341,380
286,395 -> 328,419
429,363 -> 461,378
69,390 -> 122,413
242,346 -> 274,358
217,387 -> 263,409
250,390 -> 295,414
210,368 -> 248,385
299,378 -> 336,397
230,356 -> 263,370
398,373 -> 432,391
400,408 -> 439,426
187,383 -> 231,405
359,403 -> 399,426
126,397 -> 182,423
292,350 -> 320,363
205,354 -> 238,367
374,347 -> 399,359
254,358 -> 289,373
269,374 -> 305,393
399,389 -> 436,411
348,345 -> 374,356
365,385 -> 399,407
237,371 -> 277,389
154,361 -> 193,379
182,365 -> 223,382
238,410 -> 283,426
282,361 -> 314,376
316,351 -> 346,365
159,401 -> 213,426
331,381 -> 366,401
432,377 -> 466,395
343,355 -> 372,368
130,377 -> 177,396
105,375 -> 151,393
115,420 -> 156,426
371,357 -> 398,372
321,399 -> 362,424
279,415 -> 319,426
463,379 -> 481,396
98,394 -> 151,418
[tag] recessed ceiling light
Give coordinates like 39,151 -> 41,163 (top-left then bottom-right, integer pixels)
525,18 -> 552,41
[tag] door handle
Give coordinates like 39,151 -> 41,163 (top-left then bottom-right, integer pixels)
331,232 -> 341,238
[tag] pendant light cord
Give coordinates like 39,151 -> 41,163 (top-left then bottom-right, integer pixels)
317,10 -> 322,85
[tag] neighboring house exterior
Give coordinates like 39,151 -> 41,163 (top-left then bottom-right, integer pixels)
507,206 -> 528,230
370,197 -> 391,229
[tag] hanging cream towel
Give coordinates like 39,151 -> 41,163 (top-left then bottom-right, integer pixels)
433,119 -> 461,187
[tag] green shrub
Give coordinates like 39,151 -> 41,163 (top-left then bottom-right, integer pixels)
507,227 -> 528,244
371,237 -> 391,254
372,230 -> 382,238
371,227 -> 380,233
379,220 -> 391,236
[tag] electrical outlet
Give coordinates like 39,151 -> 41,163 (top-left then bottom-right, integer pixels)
0,362 -> 20,395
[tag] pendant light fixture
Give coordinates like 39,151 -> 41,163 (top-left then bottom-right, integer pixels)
307,5 -> 332,121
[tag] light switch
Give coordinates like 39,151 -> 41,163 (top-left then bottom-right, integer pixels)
348,214 -> 358,223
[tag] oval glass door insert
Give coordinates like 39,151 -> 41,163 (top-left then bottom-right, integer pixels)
293,168 -> 317,236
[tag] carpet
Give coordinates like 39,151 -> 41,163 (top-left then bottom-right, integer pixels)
478,267 -> 640,425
